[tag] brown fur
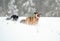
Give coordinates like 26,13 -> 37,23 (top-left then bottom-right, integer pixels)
20,11 -> 40,25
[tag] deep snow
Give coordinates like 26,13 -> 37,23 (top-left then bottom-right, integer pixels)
0,17 -> 60,41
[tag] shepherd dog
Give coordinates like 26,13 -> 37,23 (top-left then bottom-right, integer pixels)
20,11 -> 40,25
6,15 -> 19,21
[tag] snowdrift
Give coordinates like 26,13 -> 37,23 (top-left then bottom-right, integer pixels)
0,17 -> 60,41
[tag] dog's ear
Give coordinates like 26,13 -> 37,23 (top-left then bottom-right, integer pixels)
34,12 -> 38,15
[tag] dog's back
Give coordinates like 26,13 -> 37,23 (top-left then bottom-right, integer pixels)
20,16 -> 39,25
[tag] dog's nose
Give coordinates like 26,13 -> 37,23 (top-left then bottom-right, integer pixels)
37,14 -> 40,17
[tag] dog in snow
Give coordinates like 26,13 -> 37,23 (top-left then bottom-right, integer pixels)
20,11 -> 40,25
6,15 -> 19,21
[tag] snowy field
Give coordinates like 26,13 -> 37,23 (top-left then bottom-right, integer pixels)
0,17 -> 60,41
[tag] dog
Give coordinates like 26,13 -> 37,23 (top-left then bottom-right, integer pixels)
20,11 -> 40,25
6,15 -> 19,21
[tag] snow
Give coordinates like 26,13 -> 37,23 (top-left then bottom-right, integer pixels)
0,17 -> 60,41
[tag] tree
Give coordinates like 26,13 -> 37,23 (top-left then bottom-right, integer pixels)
8,0 -> 19,16
21,0 -> 36,16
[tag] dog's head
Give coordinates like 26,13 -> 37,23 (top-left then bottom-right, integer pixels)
34,11 -> 40,19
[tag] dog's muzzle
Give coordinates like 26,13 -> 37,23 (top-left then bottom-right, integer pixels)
37,14 -> 40,17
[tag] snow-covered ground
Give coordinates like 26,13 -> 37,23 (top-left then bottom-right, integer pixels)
0,17 -> 60,41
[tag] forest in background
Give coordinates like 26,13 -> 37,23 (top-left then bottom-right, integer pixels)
0,0 -> 60,17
